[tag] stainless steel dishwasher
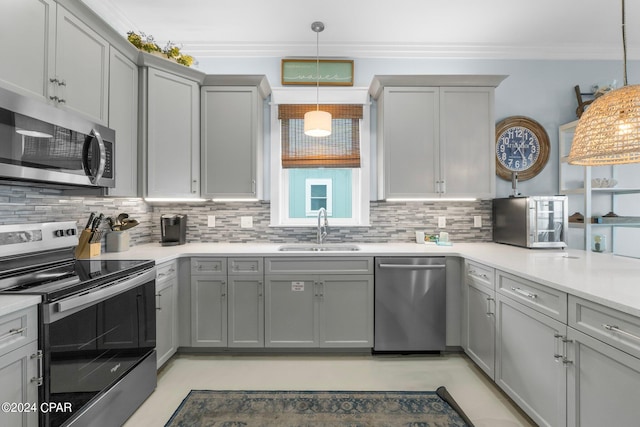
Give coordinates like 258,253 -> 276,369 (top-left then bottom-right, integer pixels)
374,257 -> 446,352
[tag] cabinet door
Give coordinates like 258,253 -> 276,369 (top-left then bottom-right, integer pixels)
566,327 -> 640,427
381,87 -> 439,198
496,294 -> 567,427
156,279 -> 177,368
228,277 -> 264,347
107,48 -> 138,197
265,276 -> 317,347
201,87 -> 259,199
440,87 -> 495,198
191,276 -> 227,347
0,0 -> 54,100
465,281 -> 496,379
318,275 -> 373,348
54,5 -> 109,123
0,341 -> 38,427
146,68 -> 200,198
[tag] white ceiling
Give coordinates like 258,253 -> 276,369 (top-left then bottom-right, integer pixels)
81,0 -> 640,60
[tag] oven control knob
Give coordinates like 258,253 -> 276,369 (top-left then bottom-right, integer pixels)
65,228 -> 76,236
55,229 -> 64,237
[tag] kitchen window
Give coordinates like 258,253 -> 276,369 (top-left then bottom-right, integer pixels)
271,102 -> 369,226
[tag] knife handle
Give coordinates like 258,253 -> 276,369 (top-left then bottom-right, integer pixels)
85,212 -> 96,230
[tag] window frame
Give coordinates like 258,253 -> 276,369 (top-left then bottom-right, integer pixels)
269,89 -> 370,227
305,178 -> 333,217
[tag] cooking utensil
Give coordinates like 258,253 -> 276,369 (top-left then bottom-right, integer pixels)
116,213 -> 129,224
106,217 -> 115,231
119,219 -> 139,231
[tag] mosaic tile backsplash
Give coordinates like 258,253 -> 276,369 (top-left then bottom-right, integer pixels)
0,184 -> 492,247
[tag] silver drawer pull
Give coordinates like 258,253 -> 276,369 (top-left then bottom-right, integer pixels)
0,327 -> 26,342
603,324 -> 640,342
511,287 -> 538,299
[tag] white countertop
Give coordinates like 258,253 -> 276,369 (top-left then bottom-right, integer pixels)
3,242 -> 640,319
0,295 -> 41,318
97,241 -> 640,318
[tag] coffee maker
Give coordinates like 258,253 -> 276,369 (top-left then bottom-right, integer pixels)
160,214 -> 187,246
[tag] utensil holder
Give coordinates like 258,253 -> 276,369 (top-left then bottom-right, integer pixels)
106,230 -> 130,252
75,230 -> 101,259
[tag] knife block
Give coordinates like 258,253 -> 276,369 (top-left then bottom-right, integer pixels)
75,229 -> 101,259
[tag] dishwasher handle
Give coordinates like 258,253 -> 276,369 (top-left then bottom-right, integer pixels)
378,264 -> 445,270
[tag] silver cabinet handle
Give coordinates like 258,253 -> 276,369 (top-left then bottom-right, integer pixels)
379,264 -> 445,270
31,350 -> 43,386
603,324 -> 640,342
511,287 -> 538,299
0,327 -> 26,342
553,333 -> 564,361
258,281 -> 263,297
221,281 -> 226,297
486,297 -> 494,316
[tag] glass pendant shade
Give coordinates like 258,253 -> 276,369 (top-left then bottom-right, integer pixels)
568,84 -> 640,165
304,110 -> 332,137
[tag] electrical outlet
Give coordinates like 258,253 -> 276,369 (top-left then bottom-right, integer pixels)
438,217 -> 446,228
207,215 -> 216,228
240,216 -> 253,228
473,215 -> 482,228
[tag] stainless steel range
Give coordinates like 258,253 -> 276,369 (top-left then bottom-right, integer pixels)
0,222 -> 156,427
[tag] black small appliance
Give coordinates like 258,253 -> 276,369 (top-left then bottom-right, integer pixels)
161,214 -> 187,246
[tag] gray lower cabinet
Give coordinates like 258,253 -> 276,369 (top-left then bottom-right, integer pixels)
495,293 -> 567,427
264,274 -> 373,348
0,306 -> 39,427
465,280 -> 496,379
156,261 -> 178,368
227,276 -> 264,347
191,274 -> 227,347
566,327 -> 640,427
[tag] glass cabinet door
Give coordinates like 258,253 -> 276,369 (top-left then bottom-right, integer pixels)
533,199 -> 565,243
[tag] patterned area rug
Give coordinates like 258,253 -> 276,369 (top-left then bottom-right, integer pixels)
165,387 -> 474,427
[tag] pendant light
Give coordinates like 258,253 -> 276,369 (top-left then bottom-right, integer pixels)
304,21 -> 332,137
568,0 -> 640,165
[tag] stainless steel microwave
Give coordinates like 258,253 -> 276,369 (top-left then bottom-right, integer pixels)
0,86 -> 115,188
493,196 -> 568,248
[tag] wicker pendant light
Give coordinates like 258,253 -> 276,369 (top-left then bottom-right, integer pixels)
304,21 -> 332,137
568,0 -> 640,165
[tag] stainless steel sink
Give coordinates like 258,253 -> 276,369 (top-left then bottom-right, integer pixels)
278,244 -> 360,252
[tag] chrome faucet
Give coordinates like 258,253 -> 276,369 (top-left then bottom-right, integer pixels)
317,207 -> 329,245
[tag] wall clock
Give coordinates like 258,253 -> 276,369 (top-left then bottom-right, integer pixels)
495,116 -> 550,181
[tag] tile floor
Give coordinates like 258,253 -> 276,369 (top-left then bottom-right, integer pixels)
124,353 -> 536,427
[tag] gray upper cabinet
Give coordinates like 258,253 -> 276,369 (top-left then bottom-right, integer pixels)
370,75 -> 506,200
0,1 -> 109,124
378,87 -> 440,199
0,0 -> 55,100
143,67 -> 200,198
200,76 -> 270,200
54,6 -> 109,124
107,48 -> 138,197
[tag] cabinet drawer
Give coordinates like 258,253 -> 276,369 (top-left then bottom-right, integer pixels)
156,260 -> 178,282
191,257 -> 226,275
497,271 -> 567,322
0,306 -> 37,355
229,258 -> 263,276
569,296 -> 640,359
265,257 -> 374,275
465,260 -> 494,289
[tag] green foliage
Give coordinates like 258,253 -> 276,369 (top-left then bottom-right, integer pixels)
127,31 -> 194,67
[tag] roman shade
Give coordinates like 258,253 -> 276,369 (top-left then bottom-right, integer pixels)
279,104 -> 363,168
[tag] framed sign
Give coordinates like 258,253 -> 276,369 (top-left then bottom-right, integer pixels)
281,59 -> 354,86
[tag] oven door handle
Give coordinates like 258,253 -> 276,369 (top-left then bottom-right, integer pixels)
54,268 -> 155,315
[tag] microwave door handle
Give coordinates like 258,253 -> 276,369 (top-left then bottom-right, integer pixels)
81,129 -> 106,185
